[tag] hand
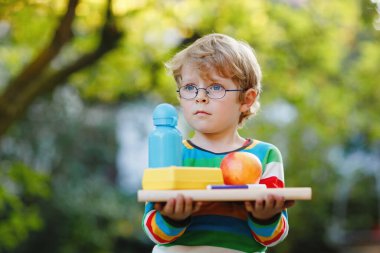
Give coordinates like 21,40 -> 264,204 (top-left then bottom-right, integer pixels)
154,194 -> 202,221
244,194 -> 295,221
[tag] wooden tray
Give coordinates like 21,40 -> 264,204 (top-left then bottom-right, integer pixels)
137,187 -> 312,202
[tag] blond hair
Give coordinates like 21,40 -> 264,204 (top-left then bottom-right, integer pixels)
165,33 -> 262,124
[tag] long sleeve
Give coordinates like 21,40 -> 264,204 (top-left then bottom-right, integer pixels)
247,210 -> 289,246
142,202 -> 190,244
246,146 -> 289,246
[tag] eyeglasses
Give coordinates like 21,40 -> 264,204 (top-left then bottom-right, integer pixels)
177,84 -> 244,100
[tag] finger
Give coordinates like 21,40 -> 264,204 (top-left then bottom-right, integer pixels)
174,194 -> 185,214
255,199 -> 264,211
266,194 -> 276,209
183,197 -> 193,213
273,195 -> 285,210
163,198 -> 175,214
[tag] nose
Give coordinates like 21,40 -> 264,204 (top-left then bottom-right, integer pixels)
195,88 -> 209,103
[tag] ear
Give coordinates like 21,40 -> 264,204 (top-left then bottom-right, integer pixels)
240,88 -> 257,113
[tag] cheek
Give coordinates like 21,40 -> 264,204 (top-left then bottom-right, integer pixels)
179,100 -> 187,111
216,101 -> 241,119
221,111 -> 240,125
180,101 -> 193,118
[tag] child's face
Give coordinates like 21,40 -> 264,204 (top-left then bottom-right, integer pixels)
179,62 -> 244,136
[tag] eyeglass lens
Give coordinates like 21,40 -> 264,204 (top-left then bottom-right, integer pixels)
179,85 -> 226,99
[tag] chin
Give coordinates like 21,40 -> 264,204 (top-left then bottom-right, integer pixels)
190,123 -> 216,134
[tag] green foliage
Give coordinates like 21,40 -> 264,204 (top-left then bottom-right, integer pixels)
346,174 -> 378,230
15,177 -> 146,253
0,162 -> 50,251
1,87 -> 150,253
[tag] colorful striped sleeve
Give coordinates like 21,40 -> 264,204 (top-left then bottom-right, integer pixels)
247,145 -> 289,246
247,211 -> 289,246
142,202 -> 189,244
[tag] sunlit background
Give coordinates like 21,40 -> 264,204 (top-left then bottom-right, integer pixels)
0,0 -> 379,252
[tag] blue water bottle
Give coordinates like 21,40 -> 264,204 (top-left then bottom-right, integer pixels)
149,103 -> 182,168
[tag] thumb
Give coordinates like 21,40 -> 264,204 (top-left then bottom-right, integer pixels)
244,201 -> 253,212
193,202 -> 203,212
284,200 -> 296,209
154,202 -> 164,211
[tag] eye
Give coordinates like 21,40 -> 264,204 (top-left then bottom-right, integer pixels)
183,84 -> 197,91
209,84 -> 224,91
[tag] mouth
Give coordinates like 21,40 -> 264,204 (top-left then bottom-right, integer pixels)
194,110 -> 211,115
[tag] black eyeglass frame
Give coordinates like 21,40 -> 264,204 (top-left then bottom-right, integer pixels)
176,85 -> 245,100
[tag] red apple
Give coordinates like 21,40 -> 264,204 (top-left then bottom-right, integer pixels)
220,152 -> 262,185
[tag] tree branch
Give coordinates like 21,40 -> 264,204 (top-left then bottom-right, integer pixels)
2,0 -> 79,102
0,0 -> 123,138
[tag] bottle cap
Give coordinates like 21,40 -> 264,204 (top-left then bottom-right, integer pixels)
152,103 -> 178,126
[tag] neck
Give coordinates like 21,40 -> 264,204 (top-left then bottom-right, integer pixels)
191,131 -> 246,153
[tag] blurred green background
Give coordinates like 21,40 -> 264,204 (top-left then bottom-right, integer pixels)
1,0 -> 379,252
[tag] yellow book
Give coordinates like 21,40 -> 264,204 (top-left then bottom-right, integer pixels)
142,166 -> 224,190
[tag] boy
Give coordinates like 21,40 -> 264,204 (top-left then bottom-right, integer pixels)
142,33 -> 294,253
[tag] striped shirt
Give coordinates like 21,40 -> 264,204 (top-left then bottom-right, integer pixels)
142,139 -> 289,253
